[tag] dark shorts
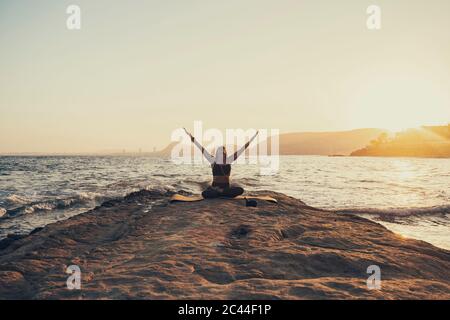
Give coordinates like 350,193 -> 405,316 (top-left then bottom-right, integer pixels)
202,185 -> 244,198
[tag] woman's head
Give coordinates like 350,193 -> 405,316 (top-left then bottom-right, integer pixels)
215,146 -> 227,164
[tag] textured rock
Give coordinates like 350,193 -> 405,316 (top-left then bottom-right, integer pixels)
0,190 -> 449,299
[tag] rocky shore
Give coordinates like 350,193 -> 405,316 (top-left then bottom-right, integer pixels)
0,190 -> 449,299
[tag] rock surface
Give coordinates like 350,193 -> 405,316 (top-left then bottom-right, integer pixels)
0,190 -> 449,299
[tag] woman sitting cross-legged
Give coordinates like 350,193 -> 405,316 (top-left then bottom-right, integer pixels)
183,128 -> 258,199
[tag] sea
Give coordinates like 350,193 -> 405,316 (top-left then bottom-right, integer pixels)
0,155 -> 449,250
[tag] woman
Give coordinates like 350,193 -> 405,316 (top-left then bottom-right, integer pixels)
183,128 -> 259,198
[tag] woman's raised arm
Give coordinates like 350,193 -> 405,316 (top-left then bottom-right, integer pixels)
183,128 -> 215,164
227,130 -> 259,163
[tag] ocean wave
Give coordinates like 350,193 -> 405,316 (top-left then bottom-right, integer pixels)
143,185 -> 178,194
5,194 -> 30,205
166,179 -> 209,192
0,185 -> 184,220
333,204 -> 450,218
1,192 -> 103,219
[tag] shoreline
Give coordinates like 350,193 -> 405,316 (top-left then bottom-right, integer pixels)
0,189 -> 449,299
2,187 -> 449,252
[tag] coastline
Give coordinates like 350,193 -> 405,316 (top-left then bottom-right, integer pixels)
0,189 -> 449,299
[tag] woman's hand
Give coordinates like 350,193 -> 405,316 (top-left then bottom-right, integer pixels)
184,127 -> 215,164
183,128 -> 195,142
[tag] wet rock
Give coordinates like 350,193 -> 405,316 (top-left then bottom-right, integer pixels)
0,191 -> 449,299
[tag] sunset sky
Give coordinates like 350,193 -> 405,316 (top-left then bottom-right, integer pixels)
1,0 -> 449,153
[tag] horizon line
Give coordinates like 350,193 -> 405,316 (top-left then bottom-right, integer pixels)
1,124 -> 448,156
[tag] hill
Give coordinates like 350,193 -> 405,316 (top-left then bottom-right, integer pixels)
151,128 -> 385,157
351,125 -> 450,158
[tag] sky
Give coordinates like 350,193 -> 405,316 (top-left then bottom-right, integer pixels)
1,0 -> 449,153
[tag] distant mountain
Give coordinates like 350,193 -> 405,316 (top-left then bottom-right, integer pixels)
151,128 -> 386,157
275,128 -> 386,155
351,125 -> 450,158
151,141 -> 179,157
